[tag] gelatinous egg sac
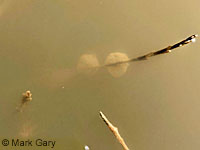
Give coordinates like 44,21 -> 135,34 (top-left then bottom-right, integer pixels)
77,54 -> 100,75
105,52 -> 129,78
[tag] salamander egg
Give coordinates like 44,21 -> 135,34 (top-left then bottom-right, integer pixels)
77,54 -> 100,75
105,52 -> 129,78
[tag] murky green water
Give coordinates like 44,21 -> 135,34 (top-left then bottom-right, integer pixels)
0,0 -> 200,150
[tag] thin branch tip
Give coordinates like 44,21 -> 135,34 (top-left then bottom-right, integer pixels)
100,111 -> 130,150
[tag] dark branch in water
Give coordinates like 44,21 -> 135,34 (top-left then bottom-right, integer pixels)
105,34 -> 198,67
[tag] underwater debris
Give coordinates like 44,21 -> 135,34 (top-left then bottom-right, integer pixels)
77,54 -> 100,75
22,90 -> 32,102
105,52 -> 129,78
122,34 -> 198,62
16,90 -> 32,112
102,34 -> 198,77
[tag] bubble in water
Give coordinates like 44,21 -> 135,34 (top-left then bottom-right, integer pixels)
105,52 -> 129,78
77,54 -> 100,75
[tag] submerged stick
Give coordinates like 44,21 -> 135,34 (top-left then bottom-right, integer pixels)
99,111 -> 130,150
105,34 -> 198,67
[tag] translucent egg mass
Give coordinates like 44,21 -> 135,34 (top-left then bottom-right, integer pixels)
105,52 -> 129,78
77,54 -> 100,75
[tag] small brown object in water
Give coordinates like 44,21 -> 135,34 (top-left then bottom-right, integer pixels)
22,90 -> 32,103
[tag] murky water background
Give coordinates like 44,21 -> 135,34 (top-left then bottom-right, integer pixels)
0,0 -> 200,150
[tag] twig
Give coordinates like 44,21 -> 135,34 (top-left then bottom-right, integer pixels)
105,34 -> 198,67
99,111 -> 130,150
